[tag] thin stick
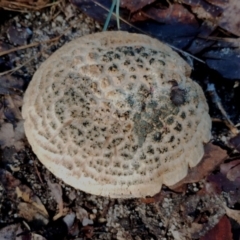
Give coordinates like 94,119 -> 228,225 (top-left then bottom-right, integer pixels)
0,1 -> 59,12
0,54 -> 40,76
0,35 -> 61,58
0,42 -> 40,57
115,0 -> 120,29
208,84 -> 239,134
103,0 -> 117,31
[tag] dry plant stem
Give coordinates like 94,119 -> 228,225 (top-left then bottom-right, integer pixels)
0,35 -> 62,58
33,160 -> 44,184
0,1 -> 59,12
212,118 -> 239,134
0,35 -> 64,76
0,54 -> 39,77
0,42 -> 39,57
207,84 -> 238,134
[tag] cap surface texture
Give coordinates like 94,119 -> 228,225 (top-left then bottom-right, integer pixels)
22,31 -> 211,198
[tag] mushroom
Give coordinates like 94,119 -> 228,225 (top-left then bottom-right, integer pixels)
22,31 -> 211,198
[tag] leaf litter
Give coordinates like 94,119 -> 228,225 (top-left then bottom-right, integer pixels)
0,0 -> 240,239
73,0 -> 240,80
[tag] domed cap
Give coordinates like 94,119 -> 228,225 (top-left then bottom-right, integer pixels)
22,31 -> 211,198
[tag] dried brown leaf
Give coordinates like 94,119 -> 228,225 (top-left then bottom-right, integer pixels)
220,159 -> 240,181
120,0 -> 155,13
220,159 -> 240,175
200,215 -> 232,240
0,169 -> 49,224
143,3 -> 198,26
16,185 -> 48,218
225,205 -> 240,225
207,172 -> 240,206
219,0 -> 240,36
179,0 -> 223,19
229,132 -> 240,151
171,143 -> 228,190
82,225 -> 94,239
205,0 -> 228,6
18,202 -> 48,225
47,179 -> 63,220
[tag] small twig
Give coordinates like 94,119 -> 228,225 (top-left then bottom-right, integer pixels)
0,35 -> 61,58
103,0 -> 118,31
212,118 -> 239,134
0,36 -> 62,76
33,160 -> 44,184
0,54 -> 39,76
115,0 -> 120,29
0,1 -> 59,12
0,42 -> 40,57
0,17 -> 80,76
169,45 -> 205,63
207,83 -> 239,134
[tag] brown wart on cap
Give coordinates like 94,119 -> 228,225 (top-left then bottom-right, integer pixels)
169,80 -> 186,106
22,31 -> 212,198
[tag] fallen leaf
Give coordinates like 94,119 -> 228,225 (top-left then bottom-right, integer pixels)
200,215 -> 233,240
82,225 -> 94,239
218,0 -> 240,36
0,75 -> 24,95
0,121 -> 25,151
47,179 -> 63,220
16,185 -> 48,218
170,143 -> 228,190
220,159 -> 240,181
179,0 -> 223,19
0,169 -> 49,225
203,38 -> 240,79
220,159 -> 240,175
70,0 -> 116,27
207,172 -> 240,206
133,3 -> 200,48
120,0 -> 155,13
0,223 -> 20,240
18,202 -> 48,225
143,3 -> 198,26
229,132 -> 240,151
76,206 -> 88,222
224,205 -> 240,225
3,94 -> 23,122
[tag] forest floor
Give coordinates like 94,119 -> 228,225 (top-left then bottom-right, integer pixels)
0,1 -> 240,240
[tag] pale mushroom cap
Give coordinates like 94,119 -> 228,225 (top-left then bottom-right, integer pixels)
22,31 -> 211,198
